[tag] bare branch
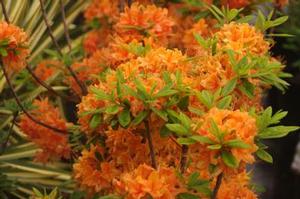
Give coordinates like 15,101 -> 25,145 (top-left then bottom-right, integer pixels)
0,60 -> 68,134
26,64 -> 78,103
59,0 -> 72,52
145,120 -> 157,169
211,172 -> 223,199
0,112 -> 17,154
0,0 -> 10,23
180,145 -> 188,173
39,0 -> 87,95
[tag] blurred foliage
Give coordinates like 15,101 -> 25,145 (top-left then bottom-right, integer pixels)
278,0 -> 300,68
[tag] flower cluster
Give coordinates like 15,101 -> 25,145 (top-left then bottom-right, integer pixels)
1,0 -> 295,198
71,2 -> 296,198
19,99 -> 70,162
0,21 -> 29,74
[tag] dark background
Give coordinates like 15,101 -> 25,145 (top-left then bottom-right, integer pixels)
254,34 -> 300,199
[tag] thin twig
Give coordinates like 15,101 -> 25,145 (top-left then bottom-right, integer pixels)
26,64 -> 78,102
127,0 -> 132,6
180,145 -> 188,173
39,0 -> 62,54
0,112 -> 17,154
0,60 -> 67,134
0,0 -> 77,101
119,0 -> 126,11
59,0 -> 72,52
0,0 -> 10,23
39,0 -> 87,95
211,172 -> 223,199
145,120 -> 157,169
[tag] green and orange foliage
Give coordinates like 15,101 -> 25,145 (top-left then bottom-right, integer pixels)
71,1 -> 298,198
0,0 -> 297,198
19,98 -> 71,163
0,21 -> 29,74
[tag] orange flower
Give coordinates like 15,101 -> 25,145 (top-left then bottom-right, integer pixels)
190,54 -> 233,92
216,22 -> 269,56
194,108 -> 258,171
34,60 -> 60,82
115,164 -> 183,199
183,18 -> 217,56
19,98 -> 70,162
105,128 -> 149,171
73,144 -> 120,194
217,170 -> 257,199
114,3 -> 174,45
84,0 -> 119,22
0,22 -> 29,74
68,49 -> 108,95
77,88 -> 107,134
116,47 -> 190,75
221,0 -> 250,8
83,29 -> 112,54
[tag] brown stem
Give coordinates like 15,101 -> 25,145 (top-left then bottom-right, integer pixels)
0,0 -> 10,23
25,64 -> 78,103
1,1 -> 78,101
39,0 -> 87,95
0,112 -> 17,154
180,145 -> 188,173
127,0 -> 132,6
211,172 -> 223,199
39,0 -> 62,54
0,60 -> 67,134
119,0 -> 126,11
145,120 -> 157,169
59,0 -> 72,52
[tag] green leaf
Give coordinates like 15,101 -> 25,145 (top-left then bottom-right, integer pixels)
236,15 -> 254,23
221,151 -> 238,168
272,16 -> 289,27
118,108 -> 131,127
188,106 -> 204,116
155,87 -> 178,98
178,112 -> 191,129
209,120 -> 222,141
176,193 -> 199,199
99,195 -> 122,199
187,172 -> 200,187
178,96 -> 189,110
177,137 -> 197,145
89,113 -> 102,129
217,96 -> 232,109
256,149 -> 273,163
0,39 -> 9,47
267,33 -> 294,37
207,144 -> 222,150
258,126 -> 299,139
238,79 -> 255,98
162,71 -> 173,86
151,107 -> 168,121
166,123 -> 189,136
135,78 -> 151,100
132,111 -> 148,125
90,87 -> 111,101
160,125 -> 172,137
0,48 -> 8,57
105,105 -> 119,115
225,139 -> 250,149
193,32 -> 208,48
190,135 -> 215,144
221,78 -> 237,96
196,90 -> 214,109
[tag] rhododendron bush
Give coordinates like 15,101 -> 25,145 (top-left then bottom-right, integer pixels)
0,0 -> 298,199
